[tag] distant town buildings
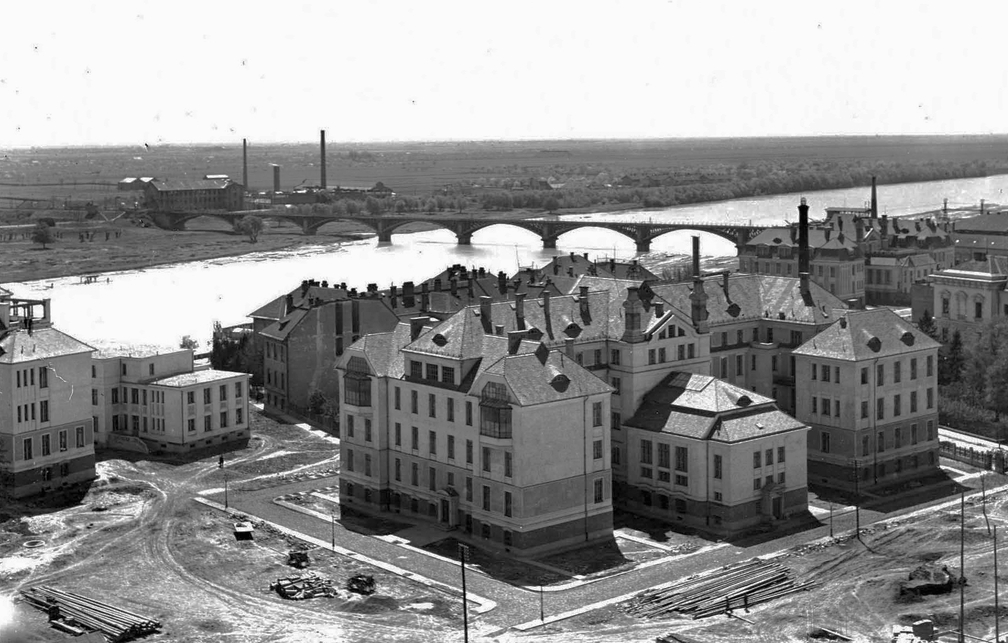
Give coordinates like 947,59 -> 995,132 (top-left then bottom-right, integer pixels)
0,292 -> 97,499
144,178 -> 245,212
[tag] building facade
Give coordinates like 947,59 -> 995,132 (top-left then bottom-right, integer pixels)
923,257 -> 1008,342
144,178 -> 245,212
0,296 -> 97,499
793,309 -> 941,492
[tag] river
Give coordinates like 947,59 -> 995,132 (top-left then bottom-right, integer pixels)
4,174 -> 1008,350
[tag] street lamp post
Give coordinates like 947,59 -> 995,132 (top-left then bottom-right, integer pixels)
540,584 -> 545,623
854,459 -> 861,542
224,470 -> 229,510
331,510 -> 336,550
458,544 -> 469,643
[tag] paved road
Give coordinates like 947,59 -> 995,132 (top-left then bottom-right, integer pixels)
220,466 -> 1005,634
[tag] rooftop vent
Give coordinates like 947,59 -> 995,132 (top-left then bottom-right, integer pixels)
737,395 -> 752,407
549,373 -> 571,393
534,342 -> 550,365
901,331 -> 916,346
867,336 -> 882,353
726,303 -> 741,318
432,333 -> 448,347
564,322 -> 582,338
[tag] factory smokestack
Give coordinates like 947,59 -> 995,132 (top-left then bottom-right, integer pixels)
320,129 -> 327,189
242,138 -> 248,189
870,176 -> 878,219
272,165 -> 281,193
798,197 -> 810,296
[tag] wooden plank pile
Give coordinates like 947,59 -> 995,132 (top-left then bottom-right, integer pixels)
270,573 -> 337,600
20,585 -> 161,642
625,558 -> 814,620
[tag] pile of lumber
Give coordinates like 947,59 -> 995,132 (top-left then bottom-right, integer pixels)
270,574 -> 337,600
20,586 -> 161,642
624,558 -> 814,620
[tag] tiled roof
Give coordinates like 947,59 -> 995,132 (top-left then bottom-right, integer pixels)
248,285 -> 349,321
260,307 -> 309,341
792,308 -> 941,361
481,345 -> 613,405
90,340 -> 180,359
148,178 -> 235,191
0,327 -> 95,364
954,213 -> 1008,233
152,369 -> 245,387
625,371 -> 803,442
346,321 -> 417,379
649,274 -> 846,327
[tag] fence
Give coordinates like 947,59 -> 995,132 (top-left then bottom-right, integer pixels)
285,403 -> 340,437
939,440 -> 1007,472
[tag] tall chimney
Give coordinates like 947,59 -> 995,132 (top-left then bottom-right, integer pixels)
981,199 -> 986,215
691,235 -> 701,279
389,284 -> 398,308
507,330 -> 524,355
403,281 -> 415,308
273,164 -> 281,193
421,283 -> 429,311
870,176 -> 878,219
579,285 -> 590,322
564,337 -> 575,359
498,271 -> 507,295
541,291 -> 552,338
242,138 -> 248,189
621,287 -> 645,343
689,236 -> 709,332
480,296 -> 492,333
320,129 -> 327,189
943,198 -> 948,215
798,197 -> 811,297
515,292 -> 526,328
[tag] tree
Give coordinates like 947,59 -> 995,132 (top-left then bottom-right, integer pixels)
307,390 -> 328,415
940,329 -> 966,386
917,310 -> 938,340
365,196 -> 382,216
31,222 -> 54,249
543,196 -> 560,213
238,215 -> 263,243
179,335 -> 199,350
985,351 -> 1008,422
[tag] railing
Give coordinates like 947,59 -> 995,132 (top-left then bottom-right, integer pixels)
939,440 -> 1005,472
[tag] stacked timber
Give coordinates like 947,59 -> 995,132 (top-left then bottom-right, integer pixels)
624,558 -> 813,620
20,586 -> 161,642
270,574 -> 337,599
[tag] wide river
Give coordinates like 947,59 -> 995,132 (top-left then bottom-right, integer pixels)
4,174 -> 1008,350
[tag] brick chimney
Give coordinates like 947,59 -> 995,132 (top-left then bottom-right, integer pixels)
622,286 -> 646,343
498,271 -> 507,295
389,284 -> 397,309
798,198 -> 811,297
564,337 -> 575,359
403,281 -> 415,308
689,236 -> 708,332
507,330 -> 525,355
480,296 -> 492,333
450,278 -> 457,297
515,292 -> 526,329
467,278 -> 474,299
579,285 -> 590,323
421,283 -> 429,311
870,176 -> 878,219
854,216 -> 865,245
541,290 -> 552,338
285,294 -> 294,315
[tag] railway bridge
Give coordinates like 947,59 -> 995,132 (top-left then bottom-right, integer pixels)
148,211 -> 767,252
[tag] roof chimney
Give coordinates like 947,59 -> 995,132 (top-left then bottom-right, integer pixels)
467,278 -> 474,299
409,317 -> 427,341
273,164 -> 281,193
403,281 -> 415,307
301,279 -> 310,297
722,270 -> 730,294
579,285 -> 590,322
480,296 -> 492,333
689,238 -> 709,333
654,302 -> 664,317
943,198 -> 948,215
553,263 -> 559,276
541,291 -> 552,338
389,284 -> 397,308
433,278 -> 442,292
320,129 -> 327,189
622,287 -> 646,343
609,257 -> 616,273
515,292 -> 526,329
507,330 -> 524,355
564,337 -> 575,359
498,271 -> 507,295
285,294 -> 294,314
421,283 -> 429,311
870,176 -> 878,219
494,324 -> 504,336
692,235 -> 701,279
798,197 -> 810,297
450,278 -> 458,297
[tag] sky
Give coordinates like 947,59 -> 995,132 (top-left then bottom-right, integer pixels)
2,0 -> 1007,147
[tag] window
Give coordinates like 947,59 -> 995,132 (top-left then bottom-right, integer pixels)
612,377 -> 621,394
765,448 -> 774,466
23,438 -> 32,460
811,362 -> 818,380
466,439 -> 473,464
479,385 -> 513,439
835,366 -> 840,383
187,390 -> 195,404
410,390 -> 418,414
910,358 -> 917,380
442,366 -> 454,384
203,415 -> 211,432
411,426 -> 419,450
593,440 -> 603,460
76,425 -> 85,448
753,478 -> 762,491
364,419 -> 372,442
92,389 -> 98,406
39,367 -> 48,389
713,454 -> 723,479
410,361 -> 422,379
927,355 -> 934,377
59,430 -> 67,451
610,349 -> 621,365
894,362 -> 902,384
659,347 -> 667,363
394,458 -> 401,481
594,349 -> 602,364
112,388 -> 119,404
977,301 -> 984,319
592,401 -> 603,427
751,354 -> 756,371
236,408 -> 243,424
736,354 -> 743,376
877,398 -> 885,420
772,356 -> 778,372
482,486 -> 491,511
640,440 -> 653,465
778,472 -> 786,484
365,454 -> 372,477
659,470 -> 671,483
911,423 -> 919,445
465,401 -> 473,426
466,477 -> 472,501
754,450 -> 762,468
235,381 -> 243,398
394,387 -> 401,410
594,478 -> 604,503
346,415 -> 355,438
861,367 -> 868,385
895,428 -> 902,449
188,419 -> 195,433
612,446 -> 621,465
40,400 -> 49,423
876,431 -> 885,452
893,394 -> 901,417
778,446 -> 785,463
877,364 -> 884,385
429,467 -> 436,491
821,365 -> 830,382
675,474 -> 688,486
822,397 -> 831,417
927,387 -> 934,409
219,384 -> 227,401
612,411 -> 621,430
657,443 -> 670,468
482,447 -> 491,472
910,391 -> 918,413
344,364 -> 374,406
504,491 -> 512,517
41,434 -> 51,457
428,393 -> 436,418
505,451 -> 512,477
429,430 -> 436,455
640,466 -> 653,478
821,432 -> 831,453
448,435 -> 456,460
674,446 -> 688,472
862,435 -> 871,456
447,398 -> 455,422
394,423 -> 402,447
204,388 -> 211,404
688,343 -> 695,359
411,463 -> 418,486
426,363 -> 438,381
678,345 -> 686,361
220,411 -> 228,428
812,397 -> 818,414
861,400 -> 869,419
648,349 -> 656,365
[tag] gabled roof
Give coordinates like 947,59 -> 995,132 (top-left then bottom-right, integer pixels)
148,178 -> 236,191
625,371 -> 804,442
260,307 -> 309,341
649,274 -> 846,327
248,284 -> 349,321
955,212 -> 1008,234
0,327 -> 95,364
793,308 -> 940,361
342,321 -> 416,379
481,345 -> 613,405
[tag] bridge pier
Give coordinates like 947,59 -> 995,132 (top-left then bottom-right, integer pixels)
456,233 -> 472,245
300,220 -> 318,235
377,230 -> 393,244
542,237 -> 557,249
635,239 -> 651,253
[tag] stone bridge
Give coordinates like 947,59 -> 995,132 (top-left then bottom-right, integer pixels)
149,211 -> 766,252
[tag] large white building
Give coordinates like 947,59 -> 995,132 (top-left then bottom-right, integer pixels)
0,295 -> 97,499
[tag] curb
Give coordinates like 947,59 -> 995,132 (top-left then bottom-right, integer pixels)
193,496 -> 497,614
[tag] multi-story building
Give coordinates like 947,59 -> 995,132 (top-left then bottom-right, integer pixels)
0,296 -> 97,499
144,178 -> 245,212
919,256 -> 1008,342
92,343 -> 249,454
622,371 -> 808,534
793,308 -> 941,492
951,209 -> 1008,263
336,318 -> 614,556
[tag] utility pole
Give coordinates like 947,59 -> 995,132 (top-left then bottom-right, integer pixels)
829,502 -> 834,538
995,524 -> 1000,643
331,510 -> 336,550
459,544 -> 469,643
540,584 -> 545,623
854,459 -> 861,542
959,491 -> 966,643
224,469 -> 229,510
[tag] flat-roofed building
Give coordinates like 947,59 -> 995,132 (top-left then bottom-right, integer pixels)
793,308 -> 941,492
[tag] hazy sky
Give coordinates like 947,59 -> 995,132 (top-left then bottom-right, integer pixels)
3,1 -> 1006,147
